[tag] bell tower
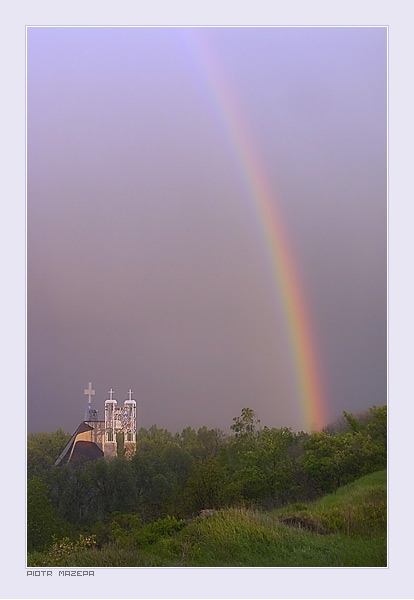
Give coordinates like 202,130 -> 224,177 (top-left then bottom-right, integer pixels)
104,388 -> 137,457
104,388 -> 118,457
123,389 -> 137,458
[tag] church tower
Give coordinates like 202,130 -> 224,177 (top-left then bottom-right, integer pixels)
123,389 -> 137,458
104,388 -> 118,457
104,388 -> 137,458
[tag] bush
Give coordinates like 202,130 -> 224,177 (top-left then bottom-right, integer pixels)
28,534 -> 97,567
109,513 -> 141,547
137,516 -> 186,545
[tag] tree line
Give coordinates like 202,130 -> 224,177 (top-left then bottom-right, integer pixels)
27,405 -> 386,553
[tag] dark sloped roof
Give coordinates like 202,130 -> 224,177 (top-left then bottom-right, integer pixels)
70,440 -> 104,463
54,421 -> 95,466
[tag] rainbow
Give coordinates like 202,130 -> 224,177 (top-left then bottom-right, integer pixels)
184,29 -> 327,431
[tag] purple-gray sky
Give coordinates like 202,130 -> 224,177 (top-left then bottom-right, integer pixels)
27,26 -> 387,435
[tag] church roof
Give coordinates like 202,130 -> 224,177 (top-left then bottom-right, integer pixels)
54,421 -> 96,466
70,440 -> 104,463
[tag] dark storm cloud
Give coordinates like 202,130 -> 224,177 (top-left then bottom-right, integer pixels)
27,26 -> 386,434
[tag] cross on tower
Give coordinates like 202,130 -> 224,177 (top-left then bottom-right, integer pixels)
108,388 -> 114,401
128,389 -> 133,402
84,382 -> 95,402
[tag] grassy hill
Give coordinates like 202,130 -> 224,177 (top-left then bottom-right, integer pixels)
28,470 -> 386,567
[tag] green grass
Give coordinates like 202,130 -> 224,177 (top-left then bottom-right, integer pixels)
161,507 -> 385,567
273,469 -> 387,538
28,470 -> 387,567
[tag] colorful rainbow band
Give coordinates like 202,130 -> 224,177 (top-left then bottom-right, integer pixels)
185,29 -> 327,431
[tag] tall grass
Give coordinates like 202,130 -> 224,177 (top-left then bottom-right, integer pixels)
273,469 -> 386,537
170,504 -> 385,567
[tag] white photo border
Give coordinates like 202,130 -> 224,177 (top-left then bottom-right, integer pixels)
2,0 -> 412,598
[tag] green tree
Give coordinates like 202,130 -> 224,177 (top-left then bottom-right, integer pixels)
229,427 -> 300,504
367,405 -> 387,469
301,431 -> 380,493
343,411 -> 361,433
27,477 -> 66,552
184,456 -> 230,513
178,426 -> 198,455
162,443 -> 194,487
196,426 -> 226,458
27,430 -> 70,478
367,405 -> 387,445
230,408 -> 260,438
147,425 -> 174,444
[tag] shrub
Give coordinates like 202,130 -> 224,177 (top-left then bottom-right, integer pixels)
28,534 -> 97,567
137,515 -> 186,545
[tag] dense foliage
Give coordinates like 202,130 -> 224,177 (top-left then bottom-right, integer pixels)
28,470 -> 387,567
27,405 -> 386,560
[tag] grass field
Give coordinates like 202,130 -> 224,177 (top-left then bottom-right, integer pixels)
28,470 -> 386,567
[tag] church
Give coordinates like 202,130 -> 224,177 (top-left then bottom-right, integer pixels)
54,383 -> 137,465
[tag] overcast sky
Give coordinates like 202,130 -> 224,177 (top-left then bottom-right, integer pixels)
27,26 -> 387,435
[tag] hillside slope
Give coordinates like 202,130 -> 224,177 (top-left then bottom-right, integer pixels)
28,470 -> 386,567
